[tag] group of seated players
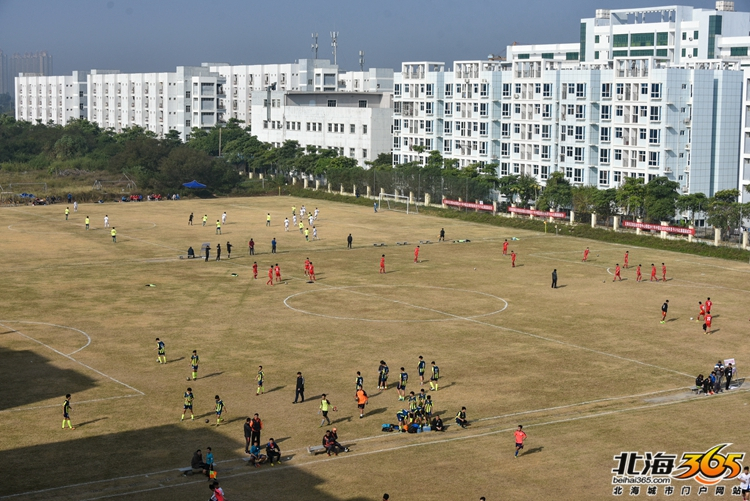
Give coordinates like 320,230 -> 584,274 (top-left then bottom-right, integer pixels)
393,389 -> 445,432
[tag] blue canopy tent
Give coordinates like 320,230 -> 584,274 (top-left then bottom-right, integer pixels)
182,180 -> 206,189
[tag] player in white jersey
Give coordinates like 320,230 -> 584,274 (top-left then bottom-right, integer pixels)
284,218 -> 289,231
103,215 -> 109,228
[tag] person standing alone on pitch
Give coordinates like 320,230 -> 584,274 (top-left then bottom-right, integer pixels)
104,215 -> 109,228
662,263 -> 667,282
356,388 -> 368,418
347,233 -> 353,249
511,250 -> 516,267
271,238 -> 277,254
294,372 -> 305,404
636,264 -> 642,282
624,251 -> 629,269
111,227 -> 117,243
613,264 -> 622,282
414,245 -> 420,263
274,264 -> 281,283
439,228 -> 445,241
249,238 -> 255,255
319,394 -> 333,426
190,350 -> 200,380
551,269 -> 557,288
65,207 -> 70,220
189,213 -> 193,225
418,356 -> 426,386
62,394 -> 75,429
256,366 -> 265,395
85,216 -> 90,230
514,425 -> 527,458
226,241 -> 232,259
582,247 -> 589,262
705,297 -> 713,315
503,239 -> 508,255
380,254 -> 386,274
215,220 -> 221,235
202,215 -> 208,226
156,338 -> 166,364
661,300 -> 669,324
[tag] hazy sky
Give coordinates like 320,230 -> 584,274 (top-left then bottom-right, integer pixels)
0,0 -> 731,74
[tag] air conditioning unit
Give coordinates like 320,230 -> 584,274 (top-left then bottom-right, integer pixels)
689,37 -> 693,41
683,118 -> 691,124
514,93 -> 520,99
617,95 -> 623,100
688,54 -> 692,58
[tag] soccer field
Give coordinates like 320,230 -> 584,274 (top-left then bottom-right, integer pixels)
0,196 -> 749,500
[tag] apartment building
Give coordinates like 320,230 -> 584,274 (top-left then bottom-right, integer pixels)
86,66 -> 223,139
15,71 -> 87,125
251,89 -> 393,167
208,59 -> 392,128
1,50 -> 53,96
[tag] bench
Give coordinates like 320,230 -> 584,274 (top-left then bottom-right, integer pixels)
308,444 -> 350,455
452,239 -> 471,243
395,241 -> 408,246
179,467 -> 204,476
419,240 -> 432,244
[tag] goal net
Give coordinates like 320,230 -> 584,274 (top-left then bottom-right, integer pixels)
378,193 -> 418,214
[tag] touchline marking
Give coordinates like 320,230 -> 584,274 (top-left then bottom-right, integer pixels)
0,320 -> 91,355
74,386 -> 750,501
284,285 -> 508,323
1,394 -> 141,414
0,322 -> 144,396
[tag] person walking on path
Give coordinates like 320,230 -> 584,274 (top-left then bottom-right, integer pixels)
294,372 -> 305,404
551,269 -> 557,288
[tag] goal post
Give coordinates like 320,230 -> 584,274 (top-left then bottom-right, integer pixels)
378,193 -> 418,214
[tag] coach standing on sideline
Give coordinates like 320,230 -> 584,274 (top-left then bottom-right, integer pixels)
551,269 -> 557,289
244,418 -> 252,454
294,372 -> 305,403
347,234 -> 353,249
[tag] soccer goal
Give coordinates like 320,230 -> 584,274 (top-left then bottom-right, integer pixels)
378,193 -> 418,214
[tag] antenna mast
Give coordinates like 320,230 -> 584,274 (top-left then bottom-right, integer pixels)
331,32 -> 339,65
359,50 -> 365,71
311,33 -> 318,59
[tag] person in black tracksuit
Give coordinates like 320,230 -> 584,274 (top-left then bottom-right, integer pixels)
551,269 -> 557,289
244,418 -> 252,453
347,234 -> 353,249
294,372 -> 305,403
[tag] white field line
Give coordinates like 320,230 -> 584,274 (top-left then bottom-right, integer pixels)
288,279 -> 694,378
71,386 -> 750,501
0,394 -> 142,414
0,322 -> 144,396
0,320 -> 91,355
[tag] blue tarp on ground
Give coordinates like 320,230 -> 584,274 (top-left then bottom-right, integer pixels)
182,180 -> 206,189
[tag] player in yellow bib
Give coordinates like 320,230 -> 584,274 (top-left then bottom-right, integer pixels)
111,227 -> 117,243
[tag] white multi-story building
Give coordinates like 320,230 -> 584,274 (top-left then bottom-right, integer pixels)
87,66 -> 223,139
208,59 -> 393,128
251,90 -> 392,166
15,71 -> 87,125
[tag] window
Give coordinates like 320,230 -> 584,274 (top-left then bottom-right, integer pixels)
185,120 -> 191,127
426,121 -> 432,133
480,84 -> 488,97
514,104 -> 521,114
502,103 -> 510,117
479,142 -> 487,155
640,128 -> 647,140
515,83 -> 522,94
616,83 -> 624,96
614,149 -> 622,160
480,103 -> 488,116
445,84 -> 452,97
186,105 -> 191,113
445,121 -> 452,134
656,32 -> 668,46
681,48 -> 686,57
731,46 -> 749,56
479,123 -> 488,136
534,83 -> 541,94
615,127 -> 623,138
514,144 -> 520,154
540,165 -> 549,180
349,148 -> 356,158
576,83 -> 586,98
600,149 -> 610,164
328,123 -> 333,132
649,129 -> 660,144
263,120 -> 268,129
574,147 -> 584,162
616,106 -> 623,117
595,35 -> 600,43
542,125 -> 550,139
694,30 -> 699,40
601,105 -> 611,120
514,123 -> 521,134
542,145 -> 550,159
682,32 -> 687,40
327,99 -> 337,107
599,170 -> 609,184
543,83 -> 551,97
426,84 -> 433,97
362,149 -> 368,158
602,83 -> 611,98
650,84 -> 661,99
350,124 -> 356,133
601,127 -> 610,142
359,100 -> 367,108
426,102 -> 433,115
542,104 -> 551,118
185,91 -> 191,99
501,143 -> 509,157
363,124 -> 368,134
444,140 -> 452,153
613,34 -> 629,47
641,83 -> 648,95
575,105 -> 585,119
445,102 -> 452,115
393,119 -> 400,132
693,48 -> 698,57
574,168 -> 583,183
501,163 -> 509,176
394,84 -> 401,96
649,106 -> 661,121
575,126 -> 585,140
502,83 -> 510,97
640,106 -> 648,118
501,123 -> 510,137
648,151 -> 659,166
630,33 -> 654,47
639,151 -> 646,162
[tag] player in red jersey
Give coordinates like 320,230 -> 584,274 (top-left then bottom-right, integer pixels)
274,264 -> 281,282
636,264 -> 642,282
252,261 -> 258,279
582,247 -> 590,262
623,251 -> 629,268
703,314 -> 713,334
613,264 -> 622,281
510,251 -> 516,267
304,258 -> 311,276
514,425 -> 527,458
308,262 -> 316,281
380,255 -> 385,274
697,301 -> 706,322
414,246 -> 420,263
266,266 -> 274,286
661,263 -> 667,282
503,239 -> 509,256
705,297 -> 713,314
650,264 -> 657,281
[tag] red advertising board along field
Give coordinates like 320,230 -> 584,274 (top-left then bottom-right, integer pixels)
622,221 -> 696,235
442,199 -> 494,211
508,207 -> 567,219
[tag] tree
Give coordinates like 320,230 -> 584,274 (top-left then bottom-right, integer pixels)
571,185 -> 599,215
365,152 -> 393,171
497,174 -> 538,207
675,193 -> 707,225
538,171 -> 572,210
616,177 -> 646,219
644,176 -> 679,222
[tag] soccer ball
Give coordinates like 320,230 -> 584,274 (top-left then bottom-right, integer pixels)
690,317 -> 694,321
205,419 -> 210,423
474,267 -> 476,270
333,406 -> 338,412
186,377 -> 191,381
